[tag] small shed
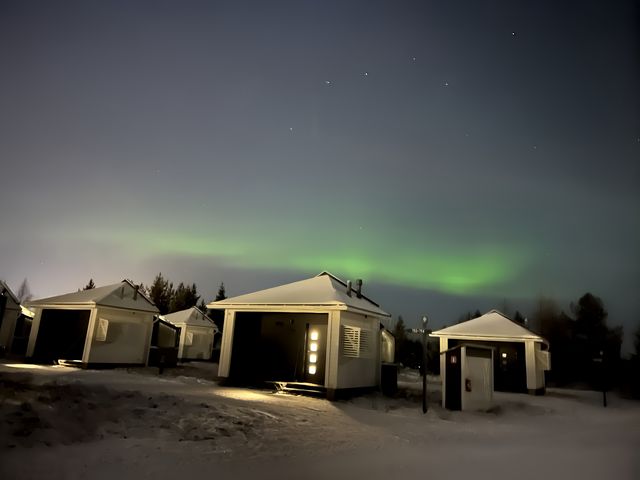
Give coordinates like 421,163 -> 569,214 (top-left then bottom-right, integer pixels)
431,310 -> 550,394
26,280 -> 158,367
149,317 -> 181,367
0,280 -> 21,356
208,271 -> 391,399
441,344 -> 494,411
163,307 -> 218,361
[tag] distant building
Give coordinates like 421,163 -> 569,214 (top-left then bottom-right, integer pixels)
431,310 -> 550,395
208,271 -> 391,399
0,280 -> 21,356
163,307 -> 218,361
26,280 -> 158,367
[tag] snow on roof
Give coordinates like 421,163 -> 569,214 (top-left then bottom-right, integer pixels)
430,310 -> 545,342
0,280 -> 20,305
28,280 -> 159,313
208,271 -> 390,317
163,307 -> 218,330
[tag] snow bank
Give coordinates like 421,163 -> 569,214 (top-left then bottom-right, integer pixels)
1,363 -> 638,480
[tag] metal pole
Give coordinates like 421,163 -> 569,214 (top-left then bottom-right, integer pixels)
422,315 -> 428,414
601,350 -> 607,408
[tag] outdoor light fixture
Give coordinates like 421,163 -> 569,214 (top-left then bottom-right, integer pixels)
502,352 -> 507,358
307,328 -> 321,378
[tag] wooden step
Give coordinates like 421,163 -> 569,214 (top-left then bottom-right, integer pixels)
268,381 -> 326,397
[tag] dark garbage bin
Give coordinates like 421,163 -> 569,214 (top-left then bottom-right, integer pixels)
381,362 -> 399,396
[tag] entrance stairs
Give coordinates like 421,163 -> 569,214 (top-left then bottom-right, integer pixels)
268,381 -> 326,397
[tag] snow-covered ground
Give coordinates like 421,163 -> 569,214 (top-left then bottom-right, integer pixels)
1,362 -> 638,480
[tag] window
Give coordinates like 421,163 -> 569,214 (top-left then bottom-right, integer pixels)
341,326 -> 372,358
95,318 -> 109,342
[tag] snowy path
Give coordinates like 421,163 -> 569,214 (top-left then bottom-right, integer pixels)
1,363 -> 638,480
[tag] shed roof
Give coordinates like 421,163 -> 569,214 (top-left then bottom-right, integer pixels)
0,280 -> 20,305
28,280 -> 159,313
430,310 -> 545,342
163,307 -> 218,330
208,271 -> 390,317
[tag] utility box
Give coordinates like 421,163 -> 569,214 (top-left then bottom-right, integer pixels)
442,344 -> 494,411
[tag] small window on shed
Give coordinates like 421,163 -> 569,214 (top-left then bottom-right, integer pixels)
341,326 -> 373,358
185,331 -> 194,346
95,318 -> 109,342
342,326 -> 360,358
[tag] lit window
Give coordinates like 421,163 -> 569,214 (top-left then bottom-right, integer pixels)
308,365 -> 317,375
310,330 -> 319,341
309,353 -> 317,363
310,342 -> 318,352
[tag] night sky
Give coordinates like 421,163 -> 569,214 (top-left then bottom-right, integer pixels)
1,1 -> 638,346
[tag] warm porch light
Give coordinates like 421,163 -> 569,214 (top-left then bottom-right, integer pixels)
310,330 -> 319,341
308,365 -> 317,375
309,353 -> 317,363
310,342 -> 318,352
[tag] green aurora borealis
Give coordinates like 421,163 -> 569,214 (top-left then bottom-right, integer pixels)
101,224 -> 529,296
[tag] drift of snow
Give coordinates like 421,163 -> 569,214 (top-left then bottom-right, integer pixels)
1,363 -> 638,480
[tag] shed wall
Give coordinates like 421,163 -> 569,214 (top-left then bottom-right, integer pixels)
0,296 -> 20,351
336,311 -> 380,389
180,325 -> 215,360
87,307 -> 153,365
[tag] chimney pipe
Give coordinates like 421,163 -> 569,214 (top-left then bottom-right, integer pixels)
355,279 -> 362,298
346,280 -> 352,297
133,285 -> 138,300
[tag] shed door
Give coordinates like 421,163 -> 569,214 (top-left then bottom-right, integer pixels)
445,350 -> 462,410
495,343 -> 527,393
303,324 -> 327,384
33,309 -> 91,362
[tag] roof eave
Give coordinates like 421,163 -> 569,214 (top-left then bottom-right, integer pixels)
28,301 -> 97,309
208,302 -> 390,317
430,332 -> 544,342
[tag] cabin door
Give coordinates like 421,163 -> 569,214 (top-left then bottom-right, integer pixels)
303,323 -> 327,384
445,350 -> 462,410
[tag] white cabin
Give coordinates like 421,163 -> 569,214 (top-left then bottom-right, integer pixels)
26,280 -> 158,367
208,272 -> 390,399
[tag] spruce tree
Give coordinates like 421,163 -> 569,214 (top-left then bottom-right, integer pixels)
148,273 -> 173,315
214,282 -> 227,301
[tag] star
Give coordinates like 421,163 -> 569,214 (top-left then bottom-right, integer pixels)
289,127 -> 293,132
324,80 -> 332,86
362,72 -> 368,77
512,32 -> 516,36
443,81 -> 449,87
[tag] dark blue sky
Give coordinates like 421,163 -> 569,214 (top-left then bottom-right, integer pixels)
1,1 -> 638,348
